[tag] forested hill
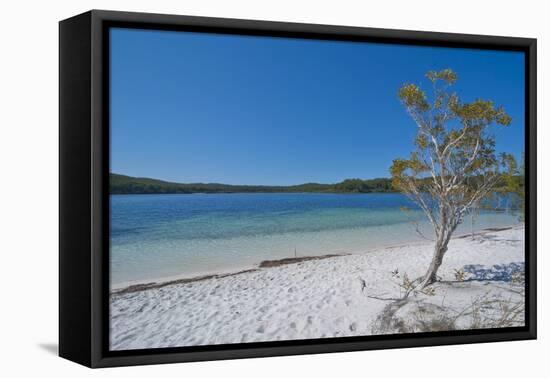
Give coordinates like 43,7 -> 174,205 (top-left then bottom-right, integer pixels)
110,173 -> 395,194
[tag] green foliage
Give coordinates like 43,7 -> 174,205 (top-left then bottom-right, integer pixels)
109,173 -> 397,195
499,153 -> 525,219
390,69 -> 515,224
454,268 -> 467,282
398,84 -> 429,112
333,178 -> 393,193
391,69 -> 519,287
426,69 -> 457,85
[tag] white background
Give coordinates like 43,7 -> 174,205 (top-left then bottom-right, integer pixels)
0,0 -> 547,376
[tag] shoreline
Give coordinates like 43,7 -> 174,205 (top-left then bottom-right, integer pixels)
110,225 -> 525,350
111,223 -> 523,294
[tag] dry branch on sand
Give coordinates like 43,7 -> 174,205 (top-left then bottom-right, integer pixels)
370,267 -> 525,334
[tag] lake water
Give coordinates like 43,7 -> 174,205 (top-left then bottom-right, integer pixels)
110,193 -> 520,286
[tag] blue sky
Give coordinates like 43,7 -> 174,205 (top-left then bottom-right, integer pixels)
110,28 -> 525,186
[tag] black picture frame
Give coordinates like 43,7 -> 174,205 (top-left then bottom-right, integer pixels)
59,9 -> 537,368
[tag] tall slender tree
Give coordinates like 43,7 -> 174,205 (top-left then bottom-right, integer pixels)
390,69 -> 513,288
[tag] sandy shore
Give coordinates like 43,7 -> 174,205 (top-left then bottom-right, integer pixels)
110,225 -> 525,350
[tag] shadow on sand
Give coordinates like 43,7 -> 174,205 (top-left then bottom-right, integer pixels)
463,262 -> 524,282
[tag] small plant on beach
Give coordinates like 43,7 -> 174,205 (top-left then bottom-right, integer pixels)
383,268 -> 438,298
399,273 -> 415,292
454,268 -> 467,282
391,69 -> 515,289
391,268 -> 400,278
511,270 -> 525,284
420,286 -> 436,296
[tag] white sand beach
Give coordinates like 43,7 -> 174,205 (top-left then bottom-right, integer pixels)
110,225 -> 525,350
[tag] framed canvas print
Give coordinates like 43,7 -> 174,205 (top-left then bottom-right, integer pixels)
59,10 -> 536,368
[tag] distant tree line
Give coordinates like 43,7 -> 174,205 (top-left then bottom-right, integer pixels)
110,173 -> 523,195
334,178 -> 393,193
109,173 -> 399,194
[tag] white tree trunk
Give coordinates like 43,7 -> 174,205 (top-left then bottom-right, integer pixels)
419,229 -> 452,288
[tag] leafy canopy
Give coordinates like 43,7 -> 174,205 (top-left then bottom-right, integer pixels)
390,69 -> 513,233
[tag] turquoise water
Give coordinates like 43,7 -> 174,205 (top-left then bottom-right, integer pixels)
110,193 -> 520,285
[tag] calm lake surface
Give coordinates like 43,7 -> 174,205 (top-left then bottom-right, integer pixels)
110,193 -> 520,286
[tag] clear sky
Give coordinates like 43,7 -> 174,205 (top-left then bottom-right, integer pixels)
110,28 -> 525,186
